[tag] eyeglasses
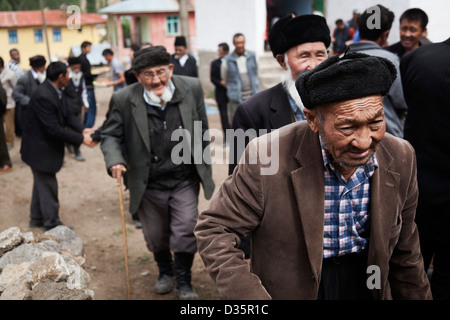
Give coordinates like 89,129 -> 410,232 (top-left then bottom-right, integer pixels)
141,68 -> 168,80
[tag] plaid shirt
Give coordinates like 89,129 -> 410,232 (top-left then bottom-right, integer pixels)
321,141 -> 378,258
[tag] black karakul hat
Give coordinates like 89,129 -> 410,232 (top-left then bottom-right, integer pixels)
68,56 -> 81,66
132,45 -> 171,72
174,36 -> 187,47
295,52 -> 397,109
268,14 -> 331,57
29,55 -> 47,67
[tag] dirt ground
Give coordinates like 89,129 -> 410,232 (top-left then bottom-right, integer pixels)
0,86 -> 229,300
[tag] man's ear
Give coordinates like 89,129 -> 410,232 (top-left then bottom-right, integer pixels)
275,54 -> 287,70
303,108 -> 320,133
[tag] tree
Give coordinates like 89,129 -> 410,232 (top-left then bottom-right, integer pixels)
0,0 -> 80,11
0,0 -> 13,11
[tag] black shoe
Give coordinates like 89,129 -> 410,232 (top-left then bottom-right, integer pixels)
175,284 -> 199,300
29,219 -> 44,228
154,274 -> 174,294
174,252 -> 198,300
44,223 -> 74,231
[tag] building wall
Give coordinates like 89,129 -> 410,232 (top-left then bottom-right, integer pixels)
195,0 -> 267,96
0,24 -> 105,70
149,11 -> 197,55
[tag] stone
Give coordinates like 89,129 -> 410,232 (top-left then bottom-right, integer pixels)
27,252 -> 70,288
0,227 -> 23,257
28,279 -> 94,300
33,240 -> 62,253
21,232 -> 35,244
45,226 -> 84,257
0,283 -> 31,300
0,244 -> 44,272
0,262 -> 31,293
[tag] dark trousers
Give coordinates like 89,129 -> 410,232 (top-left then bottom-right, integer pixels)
217,101 -> 230,134
420,236 -> 450,300
0,121 -> 11,167
317,252 -> 372,300
138,180 -> 200,254
84,89 -> 97,128
416,196 -> 450,300
30,169 -> 61,228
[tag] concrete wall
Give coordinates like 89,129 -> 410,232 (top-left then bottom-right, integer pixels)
324,0 -> 450,46
196,0 -> 267,96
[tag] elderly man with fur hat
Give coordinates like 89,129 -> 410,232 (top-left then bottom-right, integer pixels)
228,14 -> 331,257
229,14 -> 331,174
100,45 -> 214,300
195,52 -> 432,300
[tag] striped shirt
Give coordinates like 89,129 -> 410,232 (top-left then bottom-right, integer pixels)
7,60 -> 24,80
321,140 -> 378,258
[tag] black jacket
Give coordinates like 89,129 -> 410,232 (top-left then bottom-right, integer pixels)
229,83 -> 293,174
21,80 -> 84,173
210,58 -> 228,107
170,54 -> 198,78
401,37 -> 450,240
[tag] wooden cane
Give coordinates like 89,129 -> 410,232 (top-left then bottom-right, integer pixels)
117,179 -> 131,300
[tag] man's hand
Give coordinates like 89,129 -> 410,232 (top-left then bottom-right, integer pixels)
110,164 -> 127,186
82,128 -> 98,148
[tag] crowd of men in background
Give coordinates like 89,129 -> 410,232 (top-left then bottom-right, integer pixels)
0,4 -> 449,300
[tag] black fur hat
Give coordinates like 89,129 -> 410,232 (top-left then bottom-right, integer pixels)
268,14 -> 331,57
29,55 -> 47,67
295,52 -> 397,109
132,46 -> 170,73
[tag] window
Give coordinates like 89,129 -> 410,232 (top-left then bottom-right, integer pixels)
53,28 -> 62,42
166,15 -> 179,36
8,30 -> 18,43
34,29 -> 43,43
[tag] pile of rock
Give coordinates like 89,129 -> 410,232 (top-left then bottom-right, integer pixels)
0,226 -> 94,300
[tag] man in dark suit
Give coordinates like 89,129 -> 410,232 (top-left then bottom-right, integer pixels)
401,36 -> 450,300
21,62 -> 96,230
170,36 -> 198,78
210,42 -> 230,134
12,55 -> 47,137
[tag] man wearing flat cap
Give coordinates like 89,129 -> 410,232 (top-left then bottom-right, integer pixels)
101,46 -> 214,300
195,52 -> 431,300
12,55 -> 47,136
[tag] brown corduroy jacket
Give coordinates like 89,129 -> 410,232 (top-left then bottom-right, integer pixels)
195,121 -> 432,300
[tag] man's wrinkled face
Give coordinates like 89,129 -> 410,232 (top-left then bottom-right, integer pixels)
137,64 -> 173,95
280,41 -> 328,81
304,95 -> 386,178
400,19 -> 425,51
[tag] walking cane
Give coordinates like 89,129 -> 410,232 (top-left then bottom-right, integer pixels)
117,177 -> 131,300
